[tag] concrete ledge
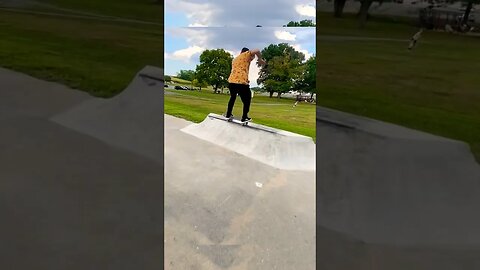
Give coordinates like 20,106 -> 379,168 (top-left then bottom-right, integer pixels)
181,113 -> 315,171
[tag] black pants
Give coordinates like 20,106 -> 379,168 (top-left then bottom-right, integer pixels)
226,83 -> 251,119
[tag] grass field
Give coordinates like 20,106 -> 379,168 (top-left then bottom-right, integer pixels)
34,0 -> 162,23
0,5 -> 162,97
318,11 -> 480,160
165,90 -> 316,139
169,77 -> 192,84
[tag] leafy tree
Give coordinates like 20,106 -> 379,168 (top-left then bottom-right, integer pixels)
285,19 -> 316,27
251,86 -> 263,92
294,56 -> 316,98
195,49 -> 233,93
177,70 -> 195,81
165,75 -> 172,82
257,43 -> 305,98
192,78 -> 208,91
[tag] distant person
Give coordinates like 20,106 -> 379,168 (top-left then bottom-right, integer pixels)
224,47 -> 266,122
408,28 -> 424,51
445,24 -> 454,33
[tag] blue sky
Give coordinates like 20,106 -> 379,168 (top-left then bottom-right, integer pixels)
164,10 -> 189,27
165,27 -> 316,87
165,0 -> 315,27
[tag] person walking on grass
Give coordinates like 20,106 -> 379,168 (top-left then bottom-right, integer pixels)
408,28 -> 424,51
224,47 -> 266,123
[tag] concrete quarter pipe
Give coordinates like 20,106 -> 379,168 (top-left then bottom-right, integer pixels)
181,113 -> 316,171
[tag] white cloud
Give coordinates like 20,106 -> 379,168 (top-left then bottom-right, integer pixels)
226,50 -> 238,57
166,0 -> 316,27
165,45 -> 205,62
295,4 -> 316,17
167,28 -> 211,48
292,44 -> 313,61
166,1 -> 216,26
249,61 -> 262,86
275,31 -> 296,41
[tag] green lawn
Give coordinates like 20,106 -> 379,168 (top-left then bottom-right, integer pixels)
0,3 -> 315,139
35,0 -> 162,23
318,11 -> 480,160
165,90 -> 316,139
0,10 -> 162,97
169,77 -> 192,84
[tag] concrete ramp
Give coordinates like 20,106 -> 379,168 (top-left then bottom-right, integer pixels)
317,106 -> 480,247
50,66 -> 164,162
181,113 -> 315,171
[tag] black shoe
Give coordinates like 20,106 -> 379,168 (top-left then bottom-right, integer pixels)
223,113 -> 234,121
241,117 -> 252,122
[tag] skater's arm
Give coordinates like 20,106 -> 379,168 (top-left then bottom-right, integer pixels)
249,48 -> 262,58
249,49 -> 266,66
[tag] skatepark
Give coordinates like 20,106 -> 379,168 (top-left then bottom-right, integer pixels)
0,66 -> 315,269
2,64 -> 480,269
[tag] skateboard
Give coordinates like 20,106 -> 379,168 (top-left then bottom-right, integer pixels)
225,115 -> 251,126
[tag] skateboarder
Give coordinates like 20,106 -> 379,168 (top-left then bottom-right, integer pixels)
224,47 -> 266,122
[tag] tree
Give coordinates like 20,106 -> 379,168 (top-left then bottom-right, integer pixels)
192,78 -> 208,91
165,75 -> 172,82
177,70 -> 195,81
286,19 -> 316,27
358,0 -> 374,28
462,0 -> 480,26
251,86 -> 263,92
294,56 -> 316,98
195,49 -> 233,93
257,43 -> 305,98
334,0 -> 347,18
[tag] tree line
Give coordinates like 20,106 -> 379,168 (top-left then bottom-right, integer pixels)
168,43 -> 316,98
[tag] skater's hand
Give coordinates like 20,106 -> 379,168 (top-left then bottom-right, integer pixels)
257,58 -> 266,66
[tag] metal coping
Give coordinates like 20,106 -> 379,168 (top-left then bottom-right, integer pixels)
207,114 -> 279,134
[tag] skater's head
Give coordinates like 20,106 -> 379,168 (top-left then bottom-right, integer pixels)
241,47 -> 249,53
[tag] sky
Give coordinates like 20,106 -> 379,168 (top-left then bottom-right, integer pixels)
164,27 -> 316,87
165,0 -> 316,27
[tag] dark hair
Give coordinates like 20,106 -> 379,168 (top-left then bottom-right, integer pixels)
241,47 -> 249,53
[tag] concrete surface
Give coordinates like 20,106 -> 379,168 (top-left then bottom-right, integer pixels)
181,113 -> 315,171
316,106 -> 480,269
1,66 -> 315,269
51,66 -> 164,163
165,114 -> 315,269
0,67 -> 163,269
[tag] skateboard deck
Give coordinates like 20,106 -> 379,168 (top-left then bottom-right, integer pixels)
208,114 -> 251,126
227,117 -> 250,126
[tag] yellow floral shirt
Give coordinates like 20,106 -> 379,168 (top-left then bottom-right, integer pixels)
228,51 -> 252,85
